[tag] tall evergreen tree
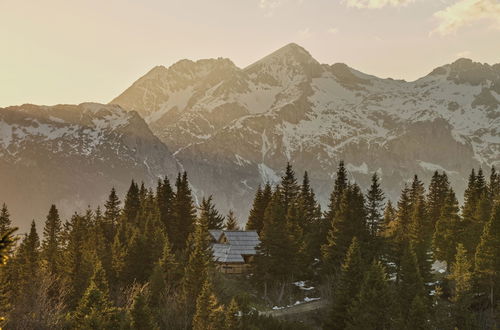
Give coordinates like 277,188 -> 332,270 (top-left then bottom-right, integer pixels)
346,261 -> 393,330
224,298 -> 239,330
104,187 -> 121,227
409,193 -> 433,288
280,163 -> 299,214
322,184 -> 368,274
397,244 -> 426,319
41,204 -> 62,275
182,208 -> 212,307
326,237 -> 365,330
386,184 -> 412,278
426,171 -> 450,232
171,172 -> 197,251
325,161 -> 349,223
433,188 -> 462,271
448,243 -> 474,329
123,181 -> 141,224
365,173 -> 385,259
130,290 -> 155,330
225,209 -> 239,230
474,201 -> 500,311
0,204 -> 12,234
73,261 -> 119,330
192,279 -> 224,330
246,183 -> 272,234
199,196 -> 225,230
156,177 -> 174,233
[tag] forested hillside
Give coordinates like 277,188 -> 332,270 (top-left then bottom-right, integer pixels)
0,163 -> 499,329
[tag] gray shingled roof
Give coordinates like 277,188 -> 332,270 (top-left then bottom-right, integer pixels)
209,230 -> 223,242
210,230 -> 260,263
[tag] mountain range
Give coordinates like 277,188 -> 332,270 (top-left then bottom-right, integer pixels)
1,43 -> 499,229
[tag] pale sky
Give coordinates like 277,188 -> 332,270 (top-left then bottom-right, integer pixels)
1,0 -> 499,107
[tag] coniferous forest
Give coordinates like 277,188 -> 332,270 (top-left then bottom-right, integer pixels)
0,162 -> 499,329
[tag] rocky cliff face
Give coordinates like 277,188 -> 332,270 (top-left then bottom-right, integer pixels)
0,103 -> 179,230
112,43 -> 500,223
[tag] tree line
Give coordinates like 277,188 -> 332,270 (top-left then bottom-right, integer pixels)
0,162 -> 498,329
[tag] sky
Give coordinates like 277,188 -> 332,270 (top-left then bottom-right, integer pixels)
1,0 -> 499,107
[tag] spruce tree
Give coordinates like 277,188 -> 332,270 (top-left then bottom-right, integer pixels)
156,177 -> 174,233
130,290 -> 155,330
325,161 -> 348,223
0,204 -> 12,234
224,298 -> 239,330
397,244 -> 426,318
280,163 -> 299,214
225,209 -> 239,230
123,180 -> 141,224
386,184 -> 412,278
41,204 -> 62,275
433,188 -> 461,271
182,209 -> 211,307
322,184 -> 368,274
326,237 -> 365,330
63,213 -> 94,309
405,295 -> 431,330
171,172 -> 196,251
104,187 -> 121,227
365,172 -> 385,260
448,243 -> 474,329
409,194 -> 433,288
426,171 -> 450,232
474,201 -> 500,311
246,183 -> 272,234
346,261 -> 393,330
199,196 -> 225,230
73,261 -> 119,330
192,279 -> 223,330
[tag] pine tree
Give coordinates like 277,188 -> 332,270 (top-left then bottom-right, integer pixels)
405,294 -> 431,330
426,171 -> 450,233
325,161 -> 348,223
225,209 -> 239,230
409,193 -> 433,288
299,171 -> 324,262
326,237 -> 365,330
192,279 -> 224,330
171,172 -> 196,251
365,172 -> 385,260
156,177 -> 174,233
246,183 -> 272,234
433,188 -> 461,271
41,204 -> 62,275
73,261 -> 119,330
489,166 -> 500,200
182,209 -> 211,307
346,261 -> 393,330
63,213 -> 94,309
199,196 -> 225,230
123,180 -> 141,224
474,201 -> 500,311
254,187 -> 300,301
0,204 -> 12,234
104,187 -> 121,226
224,298 -> 239,330
386,184 -> 412,279
280,163 -> 299,214
448,243 -> 474,329
397,244 -> 426,318
322,184 -> 368,274
130,290 -> 155,330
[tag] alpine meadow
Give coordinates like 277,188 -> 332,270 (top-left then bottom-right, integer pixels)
1,0 -> 499,329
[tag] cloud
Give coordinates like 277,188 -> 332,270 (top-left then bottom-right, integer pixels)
259,0 -> 283,10
328,27 -> 340,34
298,27 -> 313,39
432,0 -> 500,36
456,50 -> 472,58
344,0 -> 415,9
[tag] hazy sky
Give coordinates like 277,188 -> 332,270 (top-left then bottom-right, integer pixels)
1,0 -> 499,107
